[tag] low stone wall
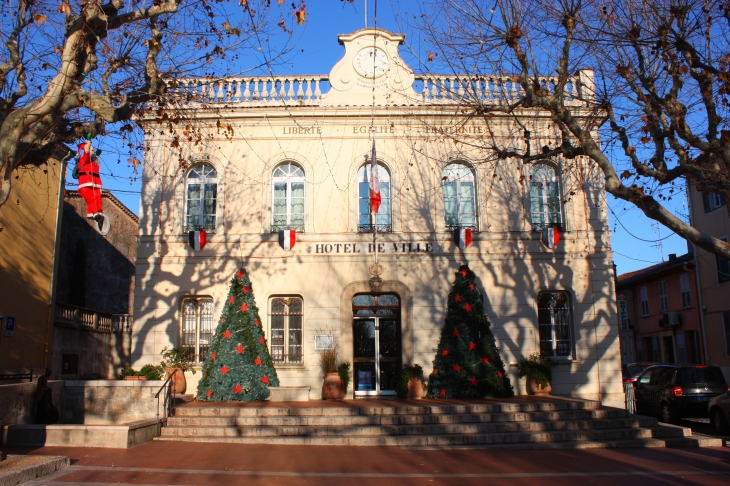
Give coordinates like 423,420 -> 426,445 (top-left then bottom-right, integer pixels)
62,380 -> 165,424
0,381 -> 63,429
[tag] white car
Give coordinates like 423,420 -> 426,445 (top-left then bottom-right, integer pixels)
709,389 -> 730,434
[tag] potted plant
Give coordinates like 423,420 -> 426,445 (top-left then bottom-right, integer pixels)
517,352 -> 554,395
395,364 -> 427,399
337,362 -> 351,395
160,346 -> 196,394
318,344 -> 345,400
119,366 -> 145,380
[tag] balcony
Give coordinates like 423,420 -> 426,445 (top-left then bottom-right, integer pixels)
54,303 -> 133,333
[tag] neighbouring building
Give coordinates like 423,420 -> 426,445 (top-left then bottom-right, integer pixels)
687,183 -> 730,380
616,253 -> 704,366
132,29 -> 623,406
0,149 -> 67,375
50,190 -> 138,379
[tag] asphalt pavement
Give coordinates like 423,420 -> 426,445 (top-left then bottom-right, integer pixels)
3,440 -> 730,486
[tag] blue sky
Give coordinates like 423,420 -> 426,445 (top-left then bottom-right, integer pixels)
81,0 -> 688,276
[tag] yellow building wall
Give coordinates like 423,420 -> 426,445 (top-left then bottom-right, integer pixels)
0,163 -> 62,371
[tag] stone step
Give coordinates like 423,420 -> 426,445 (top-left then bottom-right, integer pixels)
160,423 -> 687,441
174,401 -> 607,419
155,428 -> 686,447
166,415 -> 657,432
168,408 -> 634,427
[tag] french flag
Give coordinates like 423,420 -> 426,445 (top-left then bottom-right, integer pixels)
455,227 -> 472,250
279,229 -> 296,251
370,141 -> 381,214
542,227 -> 561,249
188,230 -> 207,251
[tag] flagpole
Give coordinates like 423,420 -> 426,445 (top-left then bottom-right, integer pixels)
373,209 -> 378,263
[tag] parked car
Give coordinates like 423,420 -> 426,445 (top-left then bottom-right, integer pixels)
622,362 -> 655,383
633,364 -> 728,424
708,390 -> 730,434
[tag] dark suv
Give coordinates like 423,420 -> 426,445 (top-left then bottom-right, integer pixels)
634,365 -> 728,424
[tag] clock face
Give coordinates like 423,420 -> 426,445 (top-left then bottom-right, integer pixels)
354,48 -> 389,78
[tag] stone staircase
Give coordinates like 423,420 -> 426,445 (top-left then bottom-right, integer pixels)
156,398 -> 722,449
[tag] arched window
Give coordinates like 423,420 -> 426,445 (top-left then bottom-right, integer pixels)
442,163 -> 476,230
529,163 -> 562,230
181,297 -> 214,364
272,162 -> 305,232
185,164 -> 217,232
358,163 -> 391,232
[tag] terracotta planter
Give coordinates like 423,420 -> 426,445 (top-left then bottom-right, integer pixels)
406,378 -> 424,399
124,376 -> 146,381
322,372 -> 345,400
528,374 -> 551,396
166,367 -> 187,395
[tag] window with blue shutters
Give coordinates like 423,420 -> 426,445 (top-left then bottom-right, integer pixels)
443,163 -> 477,230
529,163 -> 562,230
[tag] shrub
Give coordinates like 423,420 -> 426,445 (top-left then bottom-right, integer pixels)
336,362 -> 351,393
139,364 -> 164,380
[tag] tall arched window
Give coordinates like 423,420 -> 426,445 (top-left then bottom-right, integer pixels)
272,162 -> 305,232
358,163 -> 391,232
443,163 -> 476,229
185,164 -> 217,232
529,163 -> 562,230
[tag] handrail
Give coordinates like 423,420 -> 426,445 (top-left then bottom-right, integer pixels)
155,369 -> 176,428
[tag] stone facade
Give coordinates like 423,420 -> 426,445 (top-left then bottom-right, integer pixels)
132,29 -> 623,406
61,380 -> 164,424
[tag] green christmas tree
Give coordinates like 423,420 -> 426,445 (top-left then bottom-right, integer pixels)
427,265 -> 513,398
196,268 -> 279,401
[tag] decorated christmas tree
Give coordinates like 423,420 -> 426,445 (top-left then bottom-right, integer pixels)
196,268 -> 279,401
427,265 -> 513,398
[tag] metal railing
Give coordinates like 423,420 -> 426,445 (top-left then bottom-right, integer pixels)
55,303 -> 132,333
624,382 -> 636,414
270,224 -> 305,233
155,369 -> 177,428
0,372 -> 35,382
358,224 -> 392,233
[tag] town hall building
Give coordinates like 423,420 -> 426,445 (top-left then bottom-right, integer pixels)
132,29 -> 623,407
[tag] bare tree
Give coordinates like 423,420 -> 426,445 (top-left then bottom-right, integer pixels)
0,0 -> 304,208
413,0 -> 730,259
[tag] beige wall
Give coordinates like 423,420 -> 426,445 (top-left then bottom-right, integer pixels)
132,29 -> 623,406
0,163 -> 62,371
688,182 -> 730,376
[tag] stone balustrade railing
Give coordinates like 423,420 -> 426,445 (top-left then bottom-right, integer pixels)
414,73 -> 592,106
166,72 -> 592,107
54,303 -> 133,333
166,76 -> 329,105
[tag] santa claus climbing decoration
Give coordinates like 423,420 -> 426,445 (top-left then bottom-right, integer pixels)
74,137 -> 110,235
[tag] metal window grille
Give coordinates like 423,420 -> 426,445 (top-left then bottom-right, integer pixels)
269,297 -> 303,364
181,297 -> 214,364
537,292 -> 572,358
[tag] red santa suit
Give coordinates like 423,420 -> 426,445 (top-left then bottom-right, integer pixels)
76,141 -> 103,218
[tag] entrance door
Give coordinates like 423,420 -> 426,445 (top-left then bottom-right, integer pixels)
352,294 -> 401,396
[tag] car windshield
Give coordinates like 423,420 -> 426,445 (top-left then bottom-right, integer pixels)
677,367 -> 726,385
626,364 -> 651,378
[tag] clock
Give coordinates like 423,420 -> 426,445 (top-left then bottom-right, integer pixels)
353,47 -> 389,78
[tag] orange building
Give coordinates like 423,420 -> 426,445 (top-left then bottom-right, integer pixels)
616,253 -> 704,365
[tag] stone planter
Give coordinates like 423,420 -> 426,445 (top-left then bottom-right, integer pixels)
322,372 -> 345,400
124,376 -> 146,381
406,378 -> 424,399
528,374 -> 552,396
166,368 -> 187,395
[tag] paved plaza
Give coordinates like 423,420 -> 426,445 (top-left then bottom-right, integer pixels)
2,440 -> 729,485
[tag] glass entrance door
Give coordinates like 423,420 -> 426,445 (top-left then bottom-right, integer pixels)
352,294 -> 401,396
